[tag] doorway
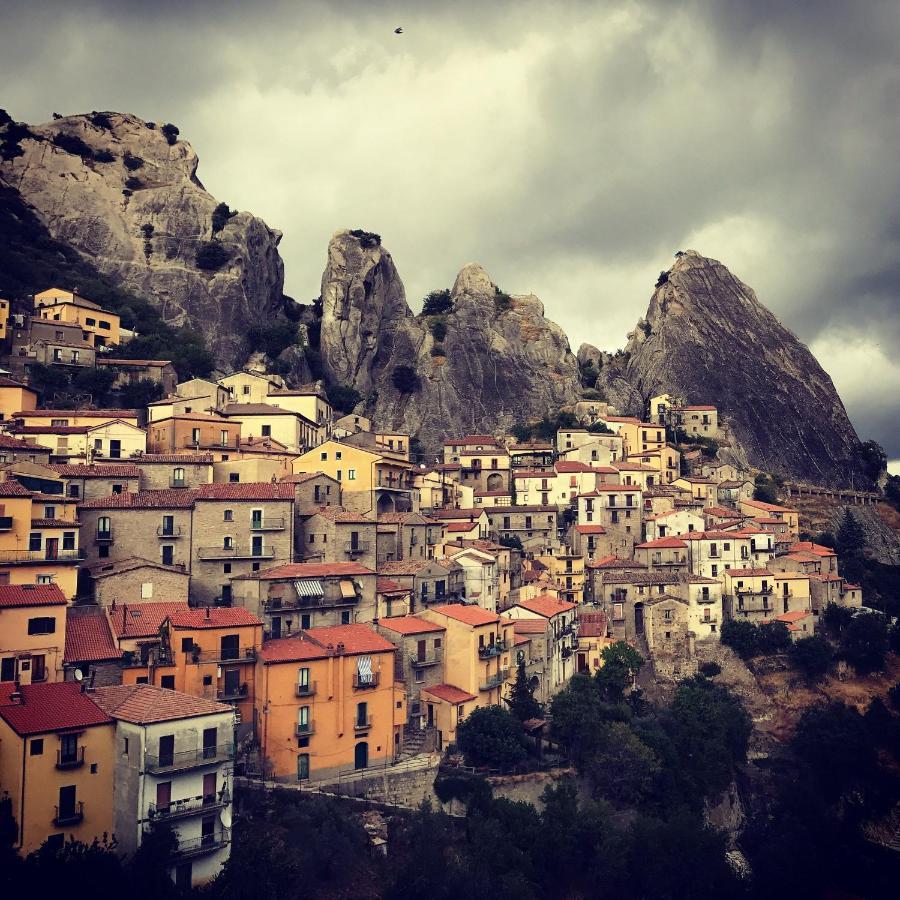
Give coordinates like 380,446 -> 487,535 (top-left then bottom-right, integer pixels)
354,741 -> 368,770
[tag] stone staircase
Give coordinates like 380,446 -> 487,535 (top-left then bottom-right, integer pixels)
400,725 -> 427,758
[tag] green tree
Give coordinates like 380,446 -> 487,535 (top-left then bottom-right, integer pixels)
391,365 -> 420,393
72,367 -> 116,403
595,641 -> 644,700
720,618 -> 760,658
548,674 -> 620,767
840,612 -> 889,673
836,509 -> 867,583
753,472 -> 779,503
821,602 -> 854,636
507,659 -> 542,722
161,123 -> 180,145
456,705 -> 527,770
587,722 -> 660,805
325,383 -> 362,414
195,239 -> 230,271
856,439 -> 887,483
789,634 -> 833,680
498,534 -> 523,551
118,378 -> 163,408
421,289 -> 452,316
211,201 -> 236,234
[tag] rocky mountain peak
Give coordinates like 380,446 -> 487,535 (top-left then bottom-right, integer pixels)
451,262 -> 496,299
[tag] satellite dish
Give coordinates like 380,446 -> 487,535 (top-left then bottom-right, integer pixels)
220,807 -> 232,828
73,668 -> 84,682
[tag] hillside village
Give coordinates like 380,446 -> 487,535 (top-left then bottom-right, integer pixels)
0,286 -> 887,888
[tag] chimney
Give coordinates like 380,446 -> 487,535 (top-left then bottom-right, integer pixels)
205,606 -> 210,620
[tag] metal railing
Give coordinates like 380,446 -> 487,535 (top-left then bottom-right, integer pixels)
186,647 -> 257,664
354,716 -> 373,731
478,641 -> 507,659
54,801 -> 84,826
144,743 -> 234,773
197,546 -> 275,559
56,746 -> 85,770
296,720 -> 315,736
169,477 -> 189,488
409,649 -> 442,668
352,672 -> 380,690
157,525 -> 184,537
95,529 -> 114,543
251,517 -> 285,530
344,541 -> 371,555
0,549 -> 82,563
171,828 -> 231,859
217,682 -> 248,701
479,669 -> 509,692
148,791 -> 230,822
296,681 -> 317,697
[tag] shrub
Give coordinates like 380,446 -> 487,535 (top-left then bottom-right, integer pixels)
429,346 -> 445,358
753,473 -> 779,504
247,320 -> 298,359
195,240 -> 230,271
124,176 -> 142,190
161,123 -> 180,145
348,228 -> 380,249
840,612 -> 888,674
391,365 -> 420,394
211,201 -> 237,234
1,141 -> 23,161
89,112 -> 113,129
699,661 -> 721,678
118,378 -> 163,408
430,319 -> 447,342
140,223 -> 154,239
422,289 -> 452,316
0,109 -> 11,127
494,286 -> 512,312
655,270 -> 669,288
587,421 -> 614,434
123,152 -> 144,171
94,148 -> 115,163
498,535 -> 523,551
52,131 -> 93,158
456,705 -> 527,770
789,635 -> 832,680
325,383 -> 362,415
721,619 -> 761,658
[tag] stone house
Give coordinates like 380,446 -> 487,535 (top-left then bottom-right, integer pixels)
577,486 -> 642,543
147,412 -> 241,458
50,463 -> 141,500
97,358 -> 177,395
378,559 -> 465,612
89,557 -> 191,607
643,508 -> 705,541
634,536 -> 690,573
643,595 -> 695,680
223,402 -> 317,453
128,454 -> 214,490
299,506 -> 378,571
484,505 -> 558,548
375,511 -> 441,565
282,471 -> 341,511
0,432 -> 51,466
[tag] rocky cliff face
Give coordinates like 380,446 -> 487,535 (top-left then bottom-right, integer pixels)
319,230 -> 581,455
597,250 -> 864,486
0,112 -> 284,366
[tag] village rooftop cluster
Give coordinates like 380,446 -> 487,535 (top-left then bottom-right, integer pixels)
0,287 -> 866,887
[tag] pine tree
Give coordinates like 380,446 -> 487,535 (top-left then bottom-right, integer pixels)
836,509 -> 866,582
507,659 -> 542,721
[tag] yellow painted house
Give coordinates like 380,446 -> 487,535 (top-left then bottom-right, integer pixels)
0,376 -> 37,423
257,624 -> 406,782
34,288 -> 121,348
0,297 -> 9,340
0,681 -> 116,854
0,583 -> 69,685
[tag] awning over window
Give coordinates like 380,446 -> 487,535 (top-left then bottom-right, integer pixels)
339,579 -> 356,599
294,578 -> 324,597
357,655 -> 373,681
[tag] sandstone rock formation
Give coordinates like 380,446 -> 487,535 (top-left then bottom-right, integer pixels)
0,112 -> 284,366
319,230 -> 581,456
598,250 -> 865,486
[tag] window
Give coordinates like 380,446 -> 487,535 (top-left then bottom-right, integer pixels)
223,563 -> 231,574
0,657 -> 14,681
181,638 -> 193,652
160,675 -> 175,689
30,738 -> 44,756
68,484 -> 80,498
28,617 -> 55,635
348,468 -> 356,480
356,702 -> 368,728
223,536 -> 233,549
37,574 -> 55,584
28,532 -> 41,551
50,418 -> 69,427
224,509 -> 233,521
99,321 -> 110,331
173,467 -> 185,486
191,428 -> 201,444
44,505 -> 56,519
202,727 -> 217,758
221,429 -> 230,445
261,425 -> 271,437
341,610 -> 351,624
141,581 -> 153,599
335,451 -> 342,460
297,706 -> 311,734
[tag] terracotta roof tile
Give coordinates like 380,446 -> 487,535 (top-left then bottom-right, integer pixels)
421,683 -> 476,703
17,409 -> 140,419
379,559 -> 437,575
108,601 -> 190,639
64,607 -> 120,663
513,619 -> 548,634
575,524 -> 607,534
92,684 -> 231,724
127,453 -> 214,464
0,583 -> 67,608
168,607 -> 262,629
636,536 -> 688,549
254,562 -> 375,580
312,505 -> 376,524
195,482 -> 295,501
260,624 -> 396,663
516,594 -> 577,618
0,682 -> 112,736
50,464 -> 141,478
79,489 -> 196,509
428,603 -> 499,626
378,615 -> 445,635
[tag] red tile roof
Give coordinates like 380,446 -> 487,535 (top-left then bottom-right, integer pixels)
167,607 -> 262,629
0,376 -> 33,390
421,683 -> 476,704
17,409 -> 140,419
92,684 -> 231,724
50,464 -> 142,478
378,615 -> 445,635
726,568 -> 774,577
79,489 -> 196,509
575,524 -> 607,534
516,594 -> 577,618
254,562 -> 375,580
513,619 -> 548,634
376,577 -> 407,593
0,433 -> 43,450
446,521 -> 479,532
194,482 -> 295,501
64,608 -> 120,663
260,624 -> 396,663
108,601 -> 190,639
428,603 -> 499,626
0,583 -> 67,608
636,536 -> 688,549
788,541 -> 836,557
443,435 -> 500,447
741,499 -> 795,513
0,682 -> 112,736
379,559 -> 437,575
0,480 -> 34,497
680,405 -> 716,411
127,453 -> 215,464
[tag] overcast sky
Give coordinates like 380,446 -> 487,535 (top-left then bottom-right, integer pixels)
2,0 -> 899,462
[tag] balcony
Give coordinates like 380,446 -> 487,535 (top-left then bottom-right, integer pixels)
426,533 -> 439,545
148,791 -> 230,822
295,681 -> 317,697
352,672 -> 380,690
478,640 -> 507,660
54,801 -> 84,826
95,528 -> 114,543
169,477 -> 189,489
197,545 -> 275,560
217,682 -> 248,701
0,549 -> 82,564
56,746 -> 85,770
157,525 -> 184,538
171,828 -> 231,860
263,593 -> 355,611
344,541 -> 371,556
296,720 -> 315,737
144,743 -> 234,774
409,649 -> 442,668
701,616 -> 720,625
354,716 -> 373,731
0,516 -> 12,530
479,669 -> 509,692
187,647 -> 257,665
250,517 -> 285,531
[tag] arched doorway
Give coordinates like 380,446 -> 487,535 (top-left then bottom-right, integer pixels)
354,741 -> 368,770
376,493 -> 395,515
486,472 -> 504,491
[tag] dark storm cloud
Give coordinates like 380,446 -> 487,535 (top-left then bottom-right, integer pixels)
1,0 -> 898,457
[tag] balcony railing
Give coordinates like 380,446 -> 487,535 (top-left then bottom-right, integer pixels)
354,716 -> 373,731
157,525 -> 184,538
186,647 -> 257,665
409,649 -> 443,668
352,672 -> 380,690
144,743 -> 234,774
171,828 -> 231,860
296,681 -> 317,697
148,791 -> 230,822
251,517 -> 285,531
170,477 -> 189,488
217,682 -> 248,701
263,593 -> 355,610
95,529 -> 114,543
0,516 -> 12,530
197,546 -> 275,560
296,720 -> 315,736
480,669 -> 509,692
0,549 -> 82,564
345,541 -> 371,556
478,641 -> 507,660
56,746 -> 85,770
54,801 -> 84,826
